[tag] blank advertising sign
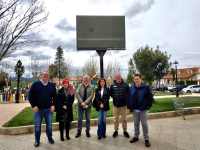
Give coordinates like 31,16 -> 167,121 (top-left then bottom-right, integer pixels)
76,16 -> 125,50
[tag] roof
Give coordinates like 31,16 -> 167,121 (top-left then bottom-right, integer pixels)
69,77 -> 83,81
52,77 -> 83,82
163,67 -> 199,79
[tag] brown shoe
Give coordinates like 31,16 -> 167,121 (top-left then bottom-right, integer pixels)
145,140 -> 151,147
130,137 -> 139,143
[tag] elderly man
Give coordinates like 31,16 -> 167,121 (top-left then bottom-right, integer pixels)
127,74 -> 153,147
110,74 -> 129,138
29,70 -> 57,147
75,75 -> 94,138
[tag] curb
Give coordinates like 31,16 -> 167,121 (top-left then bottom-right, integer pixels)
1,108 -> 200,135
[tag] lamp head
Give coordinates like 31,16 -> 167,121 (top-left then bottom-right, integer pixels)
173,60 -> 179,68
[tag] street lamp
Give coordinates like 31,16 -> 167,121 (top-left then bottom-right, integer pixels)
173,60 -> 179,97
5,77 -> 7,91
16,60 -> 22,103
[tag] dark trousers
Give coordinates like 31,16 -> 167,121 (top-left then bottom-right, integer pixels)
59,122 -> 70,137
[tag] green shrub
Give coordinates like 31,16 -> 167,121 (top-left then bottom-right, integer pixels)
177,81 -> 184,85
186,80 -> 197,85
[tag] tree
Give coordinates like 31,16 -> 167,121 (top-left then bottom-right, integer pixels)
170,68 -> 176,82
82,57 -> 99,79
126,59 -> 136,84
30,54 -> 41,79
74,69 -> 83,90
63,55 -> 74,78
29,53 -> 50,80
104,59 -> 123,81
49,64 -> 57,81
54,46 -> 65,87
0,0 -> 49,61
133,45 -> 171,89
14,61 -> 25,78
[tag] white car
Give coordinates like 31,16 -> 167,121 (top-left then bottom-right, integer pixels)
182,85 -> 200,93
168,85 -> 174,91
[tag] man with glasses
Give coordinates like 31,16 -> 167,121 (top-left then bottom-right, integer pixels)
29,70 -> 57,147
127,74 -> 153,147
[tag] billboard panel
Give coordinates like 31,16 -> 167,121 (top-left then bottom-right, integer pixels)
76,16 -> 125,50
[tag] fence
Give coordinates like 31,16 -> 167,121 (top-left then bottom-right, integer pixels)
0,93 -> 28,102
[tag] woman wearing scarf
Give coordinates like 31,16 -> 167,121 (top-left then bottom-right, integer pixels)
56,79 -> 75,141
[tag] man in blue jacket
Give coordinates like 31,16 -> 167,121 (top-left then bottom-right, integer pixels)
29,70 -> 57,147
127,74 -> 153,147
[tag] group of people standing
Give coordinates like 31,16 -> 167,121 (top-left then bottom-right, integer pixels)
29,70 -> 153,148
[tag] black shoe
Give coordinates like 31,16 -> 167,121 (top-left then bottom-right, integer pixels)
113,131 -> 118,138
48,138 -> 54,144
60,136 -> 64,141
75,132 -> 81,138
98,137 -> 102,140
86,132 -> 90,137
34,140 -> 40,147
102,135 -> 106,138
66,135 -> 70,140
123,131 -> 130,138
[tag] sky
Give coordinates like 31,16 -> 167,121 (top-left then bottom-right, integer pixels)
4,0 -> 200,78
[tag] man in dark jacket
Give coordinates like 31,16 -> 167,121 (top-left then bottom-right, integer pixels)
110,74 -> 129,138
29,70 -> 57,147
127,74 -> 153,147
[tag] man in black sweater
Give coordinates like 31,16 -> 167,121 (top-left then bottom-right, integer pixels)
29,70 -> 57,147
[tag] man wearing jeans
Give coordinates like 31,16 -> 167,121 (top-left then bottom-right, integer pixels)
75,75 -> 94,138
29,70 -> 57,147
110,74 -> 130,138
127,74 -> 153,147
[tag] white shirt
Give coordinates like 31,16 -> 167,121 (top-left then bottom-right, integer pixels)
101,88 -> 104,98
84,84 -> 88,88
40,79 -> 48,86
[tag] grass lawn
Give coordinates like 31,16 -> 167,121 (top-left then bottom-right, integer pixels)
3,97 -> 200,127
154,91 -> 172,95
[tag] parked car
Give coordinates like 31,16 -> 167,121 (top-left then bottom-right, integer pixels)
4,88 -> 10,91
194,88 -> 200,93
153,86 -> 168,91
168,85 -> 174,91
182,85 -> 200,93
170,85 -> 188,92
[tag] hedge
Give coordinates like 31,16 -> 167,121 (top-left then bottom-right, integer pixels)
186,80 -> 197,85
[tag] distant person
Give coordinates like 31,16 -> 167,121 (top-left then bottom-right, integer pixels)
110,74 -> 129,138
127,74 -> 153,147
56,79 -> 74,141
94,78 -> 110,140
29,70 -> 57,147
75,75 -> 94,138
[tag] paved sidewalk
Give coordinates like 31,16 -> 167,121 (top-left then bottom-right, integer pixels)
0,102 -> 30,137
0,114 -> 200,150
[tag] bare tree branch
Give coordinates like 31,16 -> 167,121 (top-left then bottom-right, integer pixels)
82,57 -> 99,78
0,0 -> 49,61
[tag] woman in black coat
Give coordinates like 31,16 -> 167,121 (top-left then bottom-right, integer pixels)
94,78 -> 110,140
56,79 -> 74,141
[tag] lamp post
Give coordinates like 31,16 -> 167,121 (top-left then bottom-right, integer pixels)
173,60 -> 179,97
16,60 -> 22,103
5,77 -> 7,92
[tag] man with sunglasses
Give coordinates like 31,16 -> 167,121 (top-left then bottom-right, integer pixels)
29,70 -> 57,147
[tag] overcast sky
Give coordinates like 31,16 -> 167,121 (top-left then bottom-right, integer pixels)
5,0 -> 200,78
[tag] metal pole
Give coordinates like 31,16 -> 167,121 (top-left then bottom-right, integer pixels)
10,76 -> 12,91
96,50 -> 106,78
176,66 -> 179,97
16,68 -> 20,103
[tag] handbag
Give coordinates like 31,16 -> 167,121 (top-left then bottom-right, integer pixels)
92,97 -> 98,108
